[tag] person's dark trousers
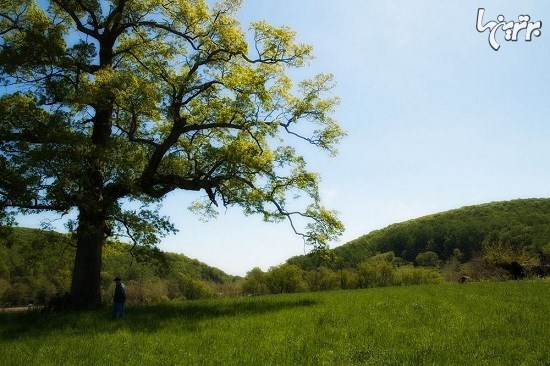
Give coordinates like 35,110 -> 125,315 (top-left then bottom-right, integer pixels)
112,302 -> 125,319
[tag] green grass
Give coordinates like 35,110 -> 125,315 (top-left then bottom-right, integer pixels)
1,280 -> 549,365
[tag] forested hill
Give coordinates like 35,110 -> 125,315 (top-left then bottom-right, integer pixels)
288,198 -> 550,270
0,227 -> 236,306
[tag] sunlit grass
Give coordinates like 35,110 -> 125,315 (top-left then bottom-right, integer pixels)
1,279 -> 549,365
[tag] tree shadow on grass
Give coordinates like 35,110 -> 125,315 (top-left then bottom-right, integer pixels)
0,297 -> 319,340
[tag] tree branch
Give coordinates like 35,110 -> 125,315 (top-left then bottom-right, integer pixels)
75,0 -> 99,30
51,0 -> 99,38
3,199 -> 71,212
113,107 -> 160,148
123,20 -> 199,50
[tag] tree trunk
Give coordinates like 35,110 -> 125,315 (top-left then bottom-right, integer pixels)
69,207 -> 107,310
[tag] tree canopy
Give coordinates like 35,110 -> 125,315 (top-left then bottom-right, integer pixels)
0,0 -> 345,308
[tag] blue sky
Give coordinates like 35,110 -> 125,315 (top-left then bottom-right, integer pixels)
18,1 -> 550,276
161,0 -> 550,275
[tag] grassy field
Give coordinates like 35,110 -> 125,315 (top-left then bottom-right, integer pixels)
1,280 -> 549,366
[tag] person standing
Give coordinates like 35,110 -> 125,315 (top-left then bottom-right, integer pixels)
112,277 -> 127,319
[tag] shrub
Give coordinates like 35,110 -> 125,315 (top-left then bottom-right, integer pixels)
482,242 -> 518,266
176,275 -> 216,300
396,266 -> 444,285
44,292 -> 71,312
266,264 -> 307,294
357,259 -> 396,288
120,280 -> 139,301
305,267 -> 340,292
242,267 -> 269,295
415,251 -> 440,267
2,281 -> 31,306
338,269 -> 359,290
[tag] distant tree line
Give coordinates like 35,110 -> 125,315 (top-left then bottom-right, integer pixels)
241,236 -> 550,297
2,199 -> 549,305
242,252 -> 444,296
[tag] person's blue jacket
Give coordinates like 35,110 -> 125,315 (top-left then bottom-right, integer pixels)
113,283 -> 127,303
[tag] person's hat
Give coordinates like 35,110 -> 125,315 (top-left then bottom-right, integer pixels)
114,277 -> 122,281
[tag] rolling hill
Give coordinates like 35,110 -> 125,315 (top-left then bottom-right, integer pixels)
288,198 -> 550,270
0,227 -> 237,306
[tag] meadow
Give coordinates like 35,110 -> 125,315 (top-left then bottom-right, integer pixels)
1,280 -> 549,366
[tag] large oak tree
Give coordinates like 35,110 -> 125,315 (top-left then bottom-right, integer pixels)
0,0 -> 345,309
